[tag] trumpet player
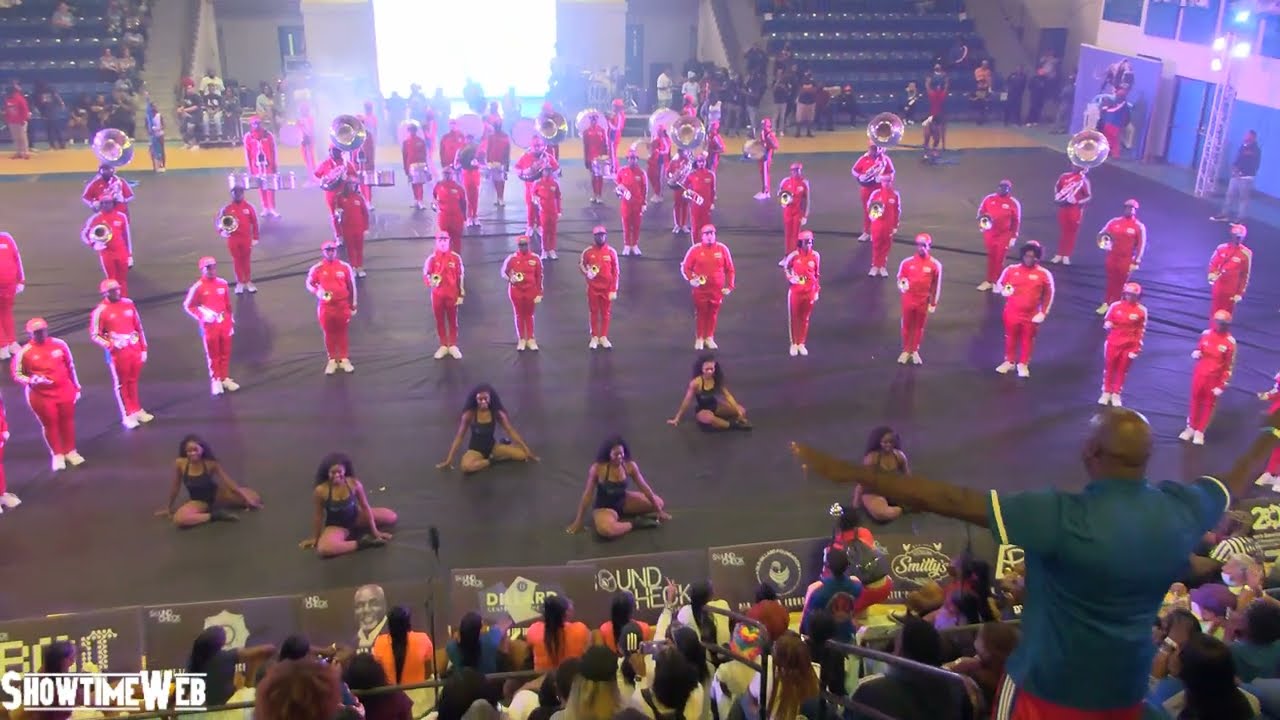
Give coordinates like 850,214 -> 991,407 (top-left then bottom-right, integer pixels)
333,181 -> 371,277
976,180 -> 1021,291
423,232 -> 464,360
460,134 -> 484,227
82,195 -> 133,296
12,318 -> 84,472
778,162 -> 811,253
532,166 -> 563,259
440,119 -> 465,171
502,235 -> 544,351
866,173 -> 900,276
82,163 -> 134,216
432,165 -> 467,253
1180,310 -> 1236,445
401,121 -> 429,211
1051,164 -> 1092,264
752,118 -> 777,200
581,225 -> 620,349
608,99 -> 626,168
183,257 -> 240,396
485,118 -> 511,206
779,230 -> 820,357
681,224 -> 736,350
896,233 -> 942,365
217,185 -> 259,293
1207,223 -> 1251,319
582,112 -> 610,204
667,148 -> 692,234
1095,199 -> 1146,314
646,124 -> 671,204
852,144 -> 894,241
90,278 -> 152,429
615,149 -> 648,255
685,154 -> 716,241
996,242 -> 1055,378
243,116 -> 280,218
1099,282 -> 1147,407
315,145 -> 358,221
0,232 -> 25,360
514,137 -> 559,233
305,241 -> 358,375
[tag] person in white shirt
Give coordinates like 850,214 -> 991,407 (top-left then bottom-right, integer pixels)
682,72 -> 700,106
656,71 -> 674,109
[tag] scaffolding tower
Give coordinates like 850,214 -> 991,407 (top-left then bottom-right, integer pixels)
1194,65 -> 1239,197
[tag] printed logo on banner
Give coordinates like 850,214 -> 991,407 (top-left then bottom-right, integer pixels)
1240,498 -> 1280,562
0,608 -> 145,675
756,549 -> 803,597
995,545 -> 1024,579
449,566 -> 604,630
887,543 -> 952,601
294,581 -> 437,652
707,538 -> 827,612
569,550 -> 705,623
142,597 -> 296,672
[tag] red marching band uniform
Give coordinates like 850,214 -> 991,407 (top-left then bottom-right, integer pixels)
305,243 -> 358,372
977,186 -> 1021,288
755,120 -> 778,197
581,228 -> 620,348
1207,224 -> 1252,319
0,391 -> 13,510
1258,373 -> 1280,487
1096,201 -> 1146,310
706,121 -> 724,172
0,232 -> 25,358
615,153 -> 648,254
685,159 -> 716,241
82,200 -> 133,296
1051,167 -> 1091,263
315,150 -> 359,225
217,193 -> 260,290
460,138 -> 485,227
996,247 -> 1054,377
486,122 -> 511,205
681,230 -> 736,349
433,169 -> 468,253
779,165 -> 811,253
502,239 -> 544,350
532,171 -> 562,256
668,150 -> 692,233
82,170 -> 134,215
852,146 -> 894,240
439,122 -> 465,178
608,99 -> 626,168
243,121 -> 279,216
514,142 -> 559,232
582,116 -> 609,202
90,281 -> 151,427
1100,283 -> 1147,406
332,186 -> 371,275
12,320 -> 83,470
779,233 -> 820,356
647,128 -> 671,203
184,258 -> 239,395
401,125 -> 429,209
423,236 -> 465,359
896,235 -> 942,364
1180,313 -> 1236,445
866,178 -> 900,275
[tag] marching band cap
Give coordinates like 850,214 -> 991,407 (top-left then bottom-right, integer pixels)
198,256 -> 217,269
99,279 -> 120,293
25,317 -> 47,333
789,161 -> 803,170
1122,282 -> 1142,295
592,225 -> 607,235
798,230 -> 814,241
1213,309 -> 1232,322
915,233 -> 933,245
612,98 -> 624,107
322,240 -> 339,250
516,235 -> 531,244
1230,223 -> 1247,238
1124,198 -> 1139,208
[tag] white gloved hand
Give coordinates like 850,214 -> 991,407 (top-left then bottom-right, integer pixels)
141,351 -> 148,363
1103,322 -> 1113,330
721,288 -> 731,296
128,256 -> 135,268
1233,295 -> 1243,303
897,278 -> 910,293
14,283 -> 22,294
800,216 -> 808,226
534,295 -> 543,304
1128,352 -> 1139,359
689,278 -> 701,288
456,296 -> 464,306
928,304 -> 937,314
608,292 -> 617,300
1032,312 -> 1046,324
1192,350 -> 1202,359
1213,387 -> 1224,397
1207,274 -> 1219,285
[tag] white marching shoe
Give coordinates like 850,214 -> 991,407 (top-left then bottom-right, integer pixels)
211,379 -> 224,395
1050,255 -> 1062,264
448,346 -> 462,359
879,267 -> 890,278
1109,394 -> 1122,407
1097,392 -> 1112,405
246,283 -> 257,293
1178,427 -> 1195,442
996,361 -> 1014,374
324,359 -> 338,375
910,352 -> 922,365
1016,364 -> 1031,378
590,337 -> 600,350
857,232 -> 870,242
434,345 -> 450,360
51,454 -> 66,472
66,451 -> 85,466
897,352 -> 910,364
598,337 -> 612,349
122,415 -> 140,429
234,283 -> 246,294
797,344 -> 808,356
694,338 -> 705,350
1256,473 -> 1280,489
791,344 -> 800,357
753,192 -> 770,200
0,492 -> 19,509
705,338 -> 719,349
517,339 -> 528,351
338,359 -> 354,373
221,378 -> 240,392
868,267 -> 879,277
527,339 -> 540,351
1193,431 -> 1205,446
977,282 -> 993,291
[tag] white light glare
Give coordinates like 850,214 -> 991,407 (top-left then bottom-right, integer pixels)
1213,36 -> 1228,52
1231,41 -> 1252,58
1235,10 -> 1251,23
1211,58 -> 1224,71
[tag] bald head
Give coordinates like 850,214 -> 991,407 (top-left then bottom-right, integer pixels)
1085,408 -> 1152,477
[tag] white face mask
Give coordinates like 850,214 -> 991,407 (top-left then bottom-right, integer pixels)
1222,571 -> 1241,587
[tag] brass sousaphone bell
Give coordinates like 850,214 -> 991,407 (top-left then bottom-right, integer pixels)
1068,129 -> 1111,170
867,112 -> 904,148
670,114 -> 706,152
92,128 -> 134,167
331,114 -> 368,153
87,223 -> 112,245
538,111 -> 568,145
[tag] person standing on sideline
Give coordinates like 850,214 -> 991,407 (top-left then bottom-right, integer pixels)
794,406 -> 1280,720
4,81 -> 31,160
1212,130 -> 1261,222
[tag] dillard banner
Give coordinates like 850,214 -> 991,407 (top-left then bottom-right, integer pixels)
568,550 -> 708,624
449,565 -> 606,631
0,608 -> 144,675
708,537 -> 828,612
142,597 -> 298,671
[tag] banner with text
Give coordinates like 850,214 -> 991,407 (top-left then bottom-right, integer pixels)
1240,497 -> 1280,563
708,537 -> 827,612
0,607 -> 145,674
449,565 -> 605,631
569,550 -> 707,624
295,580 -> 442,652
142,597 -> 298,671
873,530 -> 971,603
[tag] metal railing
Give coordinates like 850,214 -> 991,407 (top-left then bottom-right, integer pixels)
702,605 -> 771,718
820,638 -> 973,720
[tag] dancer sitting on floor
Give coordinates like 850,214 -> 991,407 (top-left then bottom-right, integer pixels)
157,434 -> 261,527
437,384 -> 537,474
855,426 -> 907,522
300,452 -> 396,557
567,435 -> 669,537
667,355 -> 752,430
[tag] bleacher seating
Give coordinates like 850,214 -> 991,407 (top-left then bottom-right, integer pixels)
0,0 -> 135,100
762,3 -> 987,117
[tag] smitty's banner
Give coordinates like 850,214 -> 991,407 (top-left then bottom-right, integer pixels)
295,580 -> 442,652
569,550 -> 707,623
0,607 -> 145,674
449,565 -> 604,630
707,537 -> 827,612
873,530 -> 969,603
142,597 -> 298,671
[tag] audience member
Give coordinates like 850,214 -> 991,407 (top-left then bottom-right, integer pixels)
1151,633 -> 1261,718
943,621 -> 1020,713
256,658 -> 358,720
527,594 -> 591,672
848,616 -> 970,720
565,645 -> 625,719
372,606 -> 436,715
344,653 -> 414,720
629,647 -> 702,720
445,611 -> 510,675
1231,600 -> 1280,683
187,626 -> 276,706
4,81 -> 31,159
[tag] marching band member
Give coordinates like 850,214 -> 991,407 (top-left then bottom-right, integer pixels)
1050,165 -> 1091,264
401,121 -> 428,211
421,108 -> 439,174
439,119 -> 465,172
502,236 -> 544,351
976,180 -> 1021,291
667,148 -> 692,234
1179,310 -> 1236,446
243,116 -> 280,217
1207,223 -> 1251,319
995,241 -> 1054,378
852,143 -> 894,241
485,119 -> 511,206
647,124 -> 671,204
13,318 -> 84,471
706,120 -> 724,171
432,165 -> 467,253
333,180 -> 371,277
681,94 -> 698,119
779,162 -> 811,253
681,224 -> 736,350
896,233 -> 942,365
315,145 -> 359,221
183,257 -> 240,396
0,393 -> 15,512
581,226 -> 620,350
532,166 -> 563,259
780,230 -> 820,357
541,101 -> 561,161
1256,373 -> 1280,489
81,195 -> 133,296
423,232 -> 464,360
484,100 -> 503,130
616,150 -> 648,256
1099,282 -> 1147,407
217,185 -> 260,293
460,133 -> 484,227
685,154 -> 716,240
608,99 -> 626,169
754,118 -> 778,200
0,232 -> 24,360
1095,199 -> 1146,313
305,241 -> 358,375
582,113 -> 609,204
867,174 -> 901,276
356,101 -> 378,207
82,164 -> 134,215
514,137 -> 559,234
297,102 -> 318,180
89,278 -> 152,428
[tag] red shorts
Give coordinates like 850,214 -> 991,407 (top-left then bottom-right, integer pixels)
993,676 -> 1143,720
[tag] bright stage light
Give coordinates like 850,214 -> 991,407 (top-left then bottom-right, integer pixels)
1211,58 -> 1224,71
1231,41 -> 1252,58
1213,36 -> 1228,51
372,0 -> 555,98
1234,9 -> 1251,22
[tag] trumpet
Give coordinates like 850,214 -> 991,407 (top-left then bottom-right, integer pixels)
510,271 -> 526,283
320,165 -> 347,191
683,187 -> 705,206
1097,232 -> 1113,250
666,163 -> 692,189
538,111 -> 568,145
217,214 -> 239,236
1001,284 -> 1016,297
322,291 -> 333,302
779,190 -> 794,207
1068,129 -> 1110,170
587,264 -> 601,277
331,115 -> 367,153
868,201 -> 885,220
87,223 -> 112,246
978,215 -> 993,231
429,273 -> 443,287
867,112 -> 905,148
615,184 -> 632,201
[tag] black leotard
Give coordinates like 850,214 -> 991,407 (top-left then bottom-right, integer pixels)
468,411 -> 497,457
323,480 -> 359,530
183,460 -> 217,505
593,463 -> 630,515
694,378 -> 718,413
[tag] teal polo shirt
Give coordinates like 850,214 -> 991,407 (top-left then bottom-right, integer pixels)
988,475 -> 1229,711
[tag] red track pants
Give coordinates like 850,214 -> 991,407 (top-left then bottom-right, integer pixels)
523,182 -> 538,227
693,289 -> 724,339
860,186 -> 875,234
620,206 -> 643,248
509,290 -> 537,340
783,210 -> 804,254
0,288 -> 15,347
690,204 -> 711,238
432,291 -> 459,346
871,224 -> 893,268
587,290 -> 613,337
1188,373 -> 1223,432
257,188 -> 277,212
673,196 -> 690,229
342,231 -> 365,268
105,344 -> 143,416
647,162 -> 664,201
901,301 -> 929,353
27,389 -> 76,455
201,320 -> 233,380
99,253 -> 129,296
1102,340 -> 1138,394
438,215 -> 465,253
1057,205 -> 1082,257
1003,311 -> 1038,364
0,444 -> 6,494
591,175 -> 603,198
463,171 -> 481,220
1210,285 -> 1239,319
411,182 -> 425,203
318,302 -> 352,360
758,153 -> 772,194
788,288 -> 815,345
984,237 -> 1010,284
1103,259 -> 1131,305
539,216 -> 558,252
228,238 -> 252,283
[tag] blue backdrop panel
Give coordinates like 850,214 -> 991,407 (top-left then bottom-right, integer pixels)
1102,0 -> 1143,25
1166,76 -> 1210,168
1223,100 -> 1280,198
1144,2 -> 1180,39
1262,16 -> 1280,59
1070,45 -> 1163,161
1178,0 -> 1220,45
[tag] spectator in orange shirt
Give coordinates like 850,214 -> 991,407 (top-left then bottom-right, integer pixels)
527,594 -> 591,671
597,591 -> 654,653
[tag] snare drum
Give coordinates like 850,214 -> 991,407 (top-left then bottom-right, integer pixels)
227,171 -> 260,190
408,163 -> 432,184
260,172 -> 299,191
360,169 -> 397,187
